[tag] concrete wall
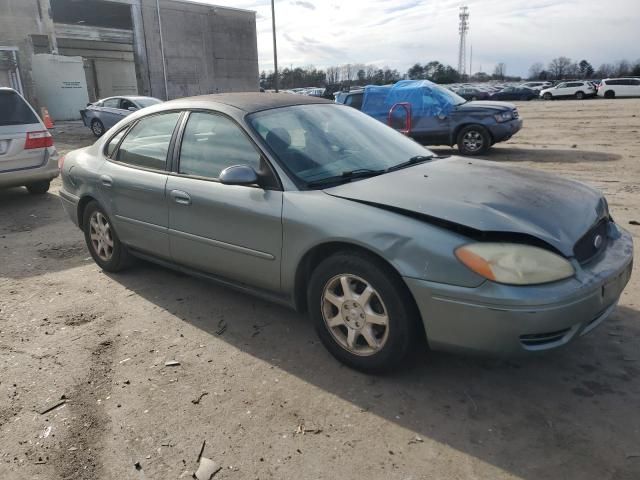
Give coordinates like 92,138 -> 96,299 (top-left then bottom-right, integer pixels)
0,0 -> 51,107
31,54 -> 89,120
139,0 -> 259,100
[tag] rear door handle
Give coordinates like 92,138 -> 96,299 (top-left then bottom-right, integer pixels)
170,189 -> 191,205
100,175 -> 113,187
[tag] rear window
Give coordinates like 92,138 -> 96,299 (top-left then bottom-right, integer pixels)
0,90 -> 39,126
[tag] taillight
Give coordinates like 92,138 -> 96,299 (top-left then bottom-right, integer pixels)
58,154 -> 66,170
25,130 -> 53,149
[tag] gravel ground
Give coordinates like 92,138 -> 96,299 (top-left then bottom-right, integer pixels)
1,99 -> 639,480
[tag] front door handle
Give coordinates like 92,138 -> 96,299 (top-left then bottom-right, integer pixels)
170,189 -> 191,205
100,175 -> 113,187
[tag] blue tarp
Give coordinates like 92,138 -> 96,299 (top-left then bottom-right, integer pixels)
361,80 -> 458,126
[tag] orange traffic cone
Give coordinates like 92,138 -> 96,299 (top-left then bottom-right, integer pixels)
41,107 -> 54,129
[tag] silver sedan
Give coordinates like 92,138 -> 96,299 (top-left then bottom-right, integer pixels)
80,96 -> 162,137
59,93 -> 633,372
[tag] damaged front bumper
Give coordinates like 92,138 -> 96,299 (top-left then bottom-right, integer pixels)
405,224 -> 633,356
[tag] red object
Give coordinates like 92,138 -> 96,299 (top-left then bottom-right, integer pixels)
388,102 -> 412,135
40,107 -> 54,129
58,154 -> 66,170
25,130 -> 54,149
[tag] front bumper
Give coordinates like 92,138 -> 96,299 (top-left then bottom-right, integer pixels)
0,148 -> 59,188
489,118 -> 523,143
405,226 -> 633,356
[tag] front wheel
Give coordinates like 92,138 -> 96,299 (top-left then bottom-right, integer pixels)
83,201 -> 132,272
307,251 -> 420,373
457,125 -> 490,156
543,92 -> 552,100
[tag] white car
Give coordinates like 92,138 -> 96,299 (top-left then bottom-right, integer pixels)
597,78 -> 640,98
540,81 -> 596,100
0,88 -> 59,194
520,81 -> 553,91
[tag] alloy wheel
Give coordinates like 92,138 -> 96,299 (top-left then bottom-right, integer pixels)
321,274 -> 389,356
462,130 -> 484,153
89,211 -> 114,261
92,121 -> 104,136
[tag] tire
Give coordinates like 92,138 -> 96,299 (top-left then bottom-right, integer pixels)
457,125 -> 490,156
575,91 -> 585,100
604,90 -> 615,99
82,201 -> 132,272
471,96 -> 478,101
543,92 -> 552,100
26,180 -> 50,195
91,119 -> 105,137
307,251 -> 420,373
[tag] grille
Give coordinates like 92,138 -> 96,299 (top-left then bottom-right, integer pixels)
573,219 -> 609,263
512,109 -> 519,119
520,328 -> 571,348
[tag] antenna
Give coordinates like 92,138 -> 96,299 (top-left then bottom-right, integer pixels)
458,6 -> 469,78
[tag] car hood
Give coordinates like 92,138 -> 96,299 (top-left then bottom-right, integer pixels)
324,157 -> 607,256
454,100 -> 516,112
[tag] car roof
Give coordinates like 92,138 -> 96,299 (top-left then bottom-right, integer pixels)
161,92 -> 332,113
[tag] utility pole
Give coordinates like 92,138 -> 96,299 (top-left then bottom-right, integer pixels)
457,6 -> 469,78
156,0 -> 169,100
271,0 -> 279,92
469,44 -> 473,78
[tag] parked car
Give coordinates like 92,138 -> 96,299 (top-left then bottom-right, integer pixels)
457,87 -> 491,101
489,86 -> 538,101
334,89 -> 364,109
597,78 -> 640,98
0,88 -> 59,194
81,96 -> 162,137
337,80 -> 522,155
540,81 -> 596,100
520,81 -> 553,91
59,93 -> 633,372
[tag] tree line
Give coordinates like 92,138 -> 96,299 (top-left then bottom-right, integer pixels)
529,58 -> 640,80
259,56 -> 640,90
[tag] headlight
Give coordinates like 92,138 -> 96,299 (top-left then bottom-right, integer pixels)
455,243 -> 575,285
494,111 -> 512,123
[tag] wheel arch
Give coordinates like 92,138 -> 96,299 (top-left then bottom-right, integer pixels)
77,195 -> 98,230
293,241 -> 416,315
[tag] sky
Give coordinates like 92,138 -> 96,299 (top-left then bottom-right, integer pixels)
201,0 -> 640,77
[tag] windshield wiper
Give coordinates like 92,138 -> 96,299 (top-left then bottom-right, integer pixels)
386,154 -> 441,173
306,168 -> 385,188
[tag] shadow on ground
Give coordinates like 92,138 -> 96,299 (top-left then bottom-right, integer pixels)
107,261 -> 640,480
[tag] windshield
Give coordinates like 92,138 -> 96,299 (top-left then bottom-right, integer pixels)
135,98 -> 162,108
248,104 -> 433,187
431,84 -> 466,105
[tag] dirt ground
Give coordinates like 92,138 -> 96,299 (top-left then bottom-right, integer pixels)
1,98 -> 639,480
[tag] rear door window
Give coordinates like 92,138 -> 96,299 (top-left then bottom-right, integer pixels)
120,99 -> 136,110
103,98 -> 120,109
115,112 -> 181,170
0,90 -> 39,126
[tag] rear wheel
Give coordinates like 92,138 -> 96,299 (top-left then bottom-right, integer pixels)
457,125 -> 490,156
604,90 -> 615,99
91,119 -> 105,137
575,91 -> 585,100
307,251 -> 420,373
83,201 -> 132,272
471,96 -> 478,101
26,180 -> 50,194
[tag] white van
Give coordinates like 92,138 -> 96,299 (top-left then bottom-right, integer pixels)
597,78 -> 640,98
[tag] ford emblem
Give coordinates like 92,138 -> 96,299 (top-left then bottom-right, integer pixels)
593,234 -> 603,249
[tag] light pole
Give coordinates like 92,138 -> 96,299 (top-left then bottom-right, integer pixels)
271,0 -> 279,92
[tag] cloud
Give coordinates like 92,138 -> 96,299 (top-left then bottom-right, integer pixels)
199,0 -> 640,76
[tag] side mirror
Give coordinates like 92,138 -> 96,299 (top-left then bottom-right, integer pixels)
219,165 -> 259,186
128,106 -> 137,112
